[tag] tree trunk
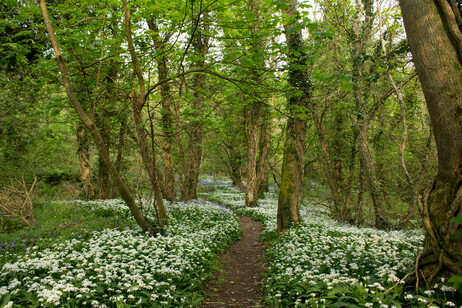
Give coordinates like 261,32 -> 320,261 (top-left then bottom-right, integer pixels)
112,113 -> 127,197
277,0 -> 311,234
148,21 -> 176,202
122,0 -> 168,227
182,87 -> 204,201
245,102 -> 261,207
115,113 -> 127,174
351,0 -> 385,229
181,17 -> 209,201
39,0 -> 154,234
244,0 -> 264,207
97,109 -> 111,199
224,143 -> 245,190
257,103 -> 271,199
400,0 -> 462,283
310,104 -> 342,213
76,122 -> 95,199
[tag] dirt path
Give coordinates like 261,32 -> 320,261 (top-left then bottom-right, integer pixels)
202,216 -> 266,307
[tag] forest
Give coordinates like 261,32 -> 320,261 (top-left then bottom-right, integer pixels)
0,0 -> 461,307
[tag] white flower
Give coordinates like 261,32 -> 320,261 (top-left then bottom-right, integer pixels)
4,301 -> 13,308
424,289 -> 435,296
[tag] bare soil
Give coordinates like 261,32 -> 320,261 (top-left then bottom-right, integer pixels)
202,216 -> 267,307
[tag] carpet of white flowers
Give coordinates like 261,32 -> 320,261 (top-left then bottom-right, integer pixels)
0,199 -> 240,307
203,182 -> 461,308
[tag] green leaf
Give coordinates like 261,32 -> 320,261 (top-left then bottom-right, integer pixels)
450,229 -> 462,240
450,215 -> 462,224
3,0 -> 17,8
448,274 -> 462,293
341,82 -> 354,92
1,294 -> 12,307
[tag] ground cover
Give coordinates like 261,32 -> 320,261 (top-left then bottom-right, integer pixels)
202,180 -> 461,308
0,198 -> 240,307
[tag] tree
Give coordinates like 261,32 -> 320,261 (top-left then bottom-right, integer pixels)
244,0 -> 264,207
400,0 -> 462,283
276,0 -> 311,234
39,0 -> 156,234
122,0 -> 168,227
147,20 -> 177,202
181,3 -> 210,201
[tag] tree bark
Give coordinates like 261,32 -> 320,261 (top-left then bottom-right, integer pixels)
245,102 -> 261,206
400,0 -> 462,283
96,109 -> 111,199
256,103 -> 271,198
76,122 -> 95,199
115,113 -> 127,174
277,0 -> 311,234
39,0 -> 154,234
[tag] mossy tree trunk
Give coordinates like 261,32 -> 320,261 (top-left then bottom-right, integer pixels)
400,0 -> 462,284
277,0 -> 311,234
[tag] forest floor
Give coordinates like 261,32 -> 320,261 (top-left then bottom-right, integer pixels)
202,216 -> 267,307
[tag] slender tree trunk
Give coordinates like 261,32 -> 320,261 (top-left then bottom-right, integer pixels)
122,0 -> 168,227
400,0 -> 462,283
256,104 -> 271,199
76,122 -> 95,199
310,104 -> 342,213
277,0 -> 311,234
356,157 -> 365,225
377,1 -> 414,198
224,143 -> 245,190
39,0 -> 154,234
97,109 -> 111,199
112,113 -> 127,197
115,113 -> 127,174
148,21 -> 176,201
351,0 -> 385,229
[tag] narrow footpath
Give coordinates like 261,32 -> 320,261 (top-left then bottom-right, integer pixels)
202,216 -> 266,307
